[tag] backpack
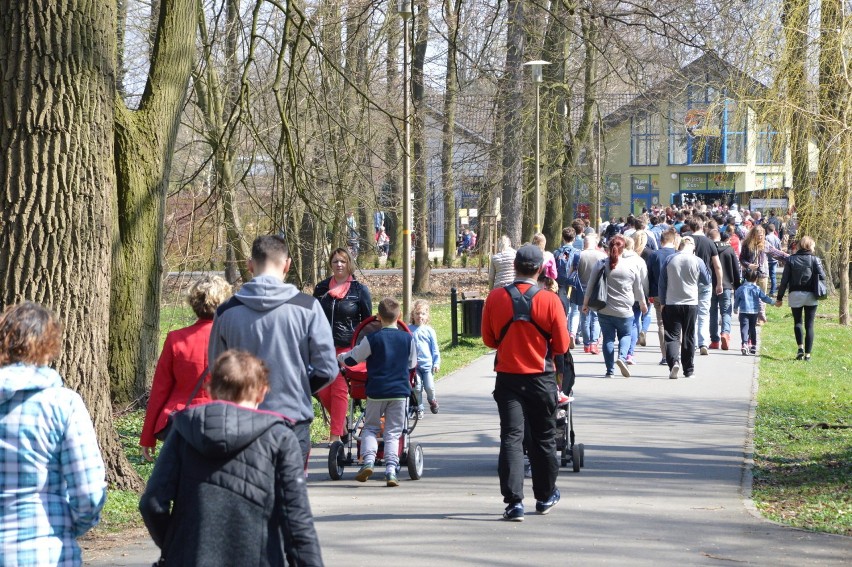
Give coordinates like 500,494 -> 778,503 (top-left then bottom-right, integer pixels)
498,284 -> 550,343
553,245 -> 575,286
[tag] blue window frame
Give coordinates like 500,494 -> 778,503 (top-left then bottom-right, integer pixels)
756,124 -> 784,165
631,112 -> 660,166
676,86 -> 746,165
669,104 -> 688,165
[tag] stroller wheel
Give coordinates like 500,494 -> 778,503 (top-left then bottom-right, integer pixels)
328,440 -> 346,480
578,443 -> 585,468
571,445 -> 581,473
407,442 -> 424,480
560,443 -> 569,467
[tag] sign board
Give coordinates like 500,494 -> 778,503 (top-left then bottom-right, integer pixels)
749,198 -> 788,212
468,208 -> 478,217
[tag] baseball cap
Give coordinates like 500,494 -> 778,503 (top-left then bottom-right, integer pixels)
515,244 -> 544,267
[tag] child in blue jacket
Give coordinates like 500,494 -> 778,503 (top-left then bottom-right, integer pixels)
338,298 -> 417,486
409,299 -> 441,418
734,270 -> 775,355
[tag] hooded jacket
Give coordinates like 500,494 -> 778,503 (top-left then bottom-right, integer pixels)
0,364 -> 106,566
209,275 -> 338,422
139,402 -> 323,567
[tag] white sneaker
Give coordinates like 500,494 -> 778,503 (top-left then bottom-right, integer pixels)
615,358 -> 631,377
669,363 -> 680,380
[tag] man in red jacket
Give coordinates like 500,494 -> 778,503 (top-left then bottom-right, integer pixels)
482,244 -> 570,521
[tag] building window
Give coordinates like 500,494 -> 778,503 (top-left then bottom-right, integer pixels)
723,99 -> 746,164
669,104 -> 688,165
631,112 -> 660,166
756,124 -> 784,165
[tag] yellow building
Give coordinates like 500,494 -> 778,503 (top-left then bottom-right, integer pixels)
577,53 -> 793,219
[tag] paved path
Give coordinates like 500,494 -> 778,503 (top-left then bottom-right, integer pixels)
83,321 -> 851,566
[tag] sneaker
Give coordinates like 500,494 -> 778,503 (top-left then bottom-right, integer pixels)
638,331 -> 646,346
535,488 -> 561,515
503,502 -> 524,522
796,348 -> 805,360
709,341 -> 720,350
684,370 -> 694,377
615,358 -> 631,377
584,344 -> 591,354
416,410 -> 424,420
669,362 -> 680,379
720,334 -> 730,350
625,354 -> 635,365
568,333 -> 575,350
355,462 -> 374,482
557,391 -> 570,405
385,472 -> 399,487
741,346 -> 748,356
699,345 -> 709,356
604,371 -> 614,377
659,357 -> 668,366
429,399 -> 440,414
750,346 -> 757,355
804,354 -> 811,362
591,343 -> 600,355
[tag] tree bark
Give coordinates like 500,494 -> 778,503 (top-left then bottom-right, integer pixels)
499,0 -> 526,247
0,0 -> 141,490
110,0 -> 197,403
782,0 -> 811,230
412,0 -> 431,293
441,0 -> 461,267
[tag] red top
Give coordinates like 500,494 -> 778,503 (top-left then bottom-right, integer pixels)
482,282 -> 570,374
139,319 -> 214,447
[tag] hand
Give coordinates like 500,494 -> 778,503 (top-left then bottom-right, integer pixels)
582,305 -> 589,314
715,284 -> 723,296
640,304 -> 648,315
774,300 -> 782,308
142,446 -> 156,462
433,367 -> 439,375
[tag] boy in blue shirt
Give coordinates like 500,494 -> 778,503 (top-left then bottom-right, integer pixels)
338,298 -> 418,486
734,270 -> 775,355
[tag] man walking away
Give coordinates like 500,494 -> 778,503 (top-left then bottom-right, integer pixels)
482,245 -> 569,522
209,235 -> 338,465
646,229 -> 679,365
708,229 -> 740,350
687,218 -> 723,354
659,236 -> 711,379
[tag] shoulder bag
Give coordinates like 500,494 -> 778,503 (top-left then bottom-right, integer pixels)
813,257 -> 828,300
587,260 -> 608,311
154,366 -> 208,442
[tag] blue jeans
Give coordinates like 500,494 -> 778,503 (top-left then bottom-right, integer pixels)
598,313 -> 633,374
567,301 -> 580,339
768,261 -> 778,295
580,308 -> 600,345
709,289 -> 732,343
696,284 -> 712,348
628,305 -> 641,356
414,367 -> 436,412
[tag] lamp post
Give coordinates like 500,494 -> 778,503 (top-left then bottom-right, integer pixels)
398,0 -> 413,317
524,60 -> 550,234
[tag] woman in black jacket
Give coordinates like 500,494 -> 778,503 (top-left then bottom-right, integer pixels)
775,236 -> 825,361
313,248 -> 372,444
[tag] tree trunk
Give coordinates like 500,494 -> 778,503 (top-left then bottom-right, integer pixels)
441,0 -> 461,267
0,0 -> 141,490
782,0 -> 811,230
499,0 -> 526,247
110,0 -> 196,404
385,18 -> 401,266
412,0 -> 431,293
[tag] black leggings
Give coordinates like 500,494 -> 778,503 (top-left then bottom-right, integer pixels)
791,305 -> 817,354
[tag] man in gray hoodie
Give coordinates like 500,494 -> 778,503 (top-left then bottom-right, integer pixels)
209,235 -> 338,463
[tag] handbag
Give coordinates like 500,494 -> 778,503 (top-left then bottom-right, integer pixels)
154,366 -> 208,442
587,260 -> 608,311
813,257 -> 828,299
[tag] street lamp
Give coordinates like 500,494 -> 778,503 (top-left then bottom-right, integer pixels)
524,60 -> 550,234
398,0 -> 413,317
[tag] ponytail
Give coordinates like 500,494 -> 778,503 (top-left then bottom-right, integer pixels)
608,235 -> 625,270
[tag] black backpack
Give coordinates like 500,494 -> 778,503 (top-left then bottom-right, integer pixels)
498,284 -> 551,342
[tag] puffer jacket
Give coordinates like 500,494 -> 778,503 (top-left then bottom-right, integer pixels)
139,402 -> 323,567
313,278 -> 372,348
777,250 -> 825,300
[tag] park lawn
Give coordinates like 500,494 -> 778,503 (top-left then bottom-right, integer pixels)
98,300 -> 490,532
752,297 -> 852,536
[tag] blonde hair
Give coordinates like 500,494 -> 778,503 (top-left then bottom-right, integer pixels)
632,231 -> 647,257
742,224 -> 766,252
328,247 -> 355,276
531,232 -> 547,251
623,236 -> 635,251
497,235 -> 512,253
798,235 -> 816,251
409,299 -> 431,325
188,275 -> 233,319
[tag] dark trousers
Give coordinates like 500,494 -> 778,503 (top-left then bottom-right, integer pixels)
493,372 -> 559,504
293,420 -> 312,469
739,313 -> 758,347
791,305 -> 817,353
662,304 -> 697,374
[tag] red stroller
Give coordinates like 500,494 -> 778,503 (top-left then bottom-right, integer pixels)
327,315 -> 425,481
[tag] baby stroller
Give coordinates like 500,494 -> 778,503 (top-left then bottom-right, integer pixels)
328,315 -> 424,481
556,349 -> 585,472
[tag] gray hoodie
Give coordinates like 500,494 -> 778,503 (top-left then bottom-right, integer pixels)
209,275 -> 338,422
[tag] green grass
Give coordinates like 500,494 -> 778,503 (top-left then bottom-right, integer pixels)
752,297 -> 852,536
100,299 -> 490,531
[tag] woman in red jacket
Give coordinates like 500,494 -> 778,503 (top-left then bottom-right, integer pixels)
139,275 -> 232,460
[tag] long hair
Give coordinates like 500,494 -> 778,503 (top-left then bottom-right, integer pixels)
742,225 -> 766,252
608,235 -> 626,270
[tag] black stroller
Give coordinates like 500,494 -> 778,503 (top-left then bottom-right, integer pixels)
557,349 -> 584,472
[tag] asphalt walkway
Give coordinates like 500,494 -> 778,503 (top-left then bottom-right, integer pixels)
83,320 -> 851,566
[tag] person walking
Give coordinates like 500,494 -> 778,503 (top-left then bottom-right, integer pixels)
582,235 -> 647,378
553,227 -> 579,346
575,233 -> 606,354
708,229 -> 740,350
140,275 -> 232,460
209,235 -> 338,465
623,235 -> 649,366
739,225 -> 770,325
659,236 -> 711,379
0,302 -> 107,565
481,244 -> 569,521
686,217 -> 723,355
488,235 -> 516,290
313,248 -> 372,446
765,222 -> 783,295
647,229 -> 680,365
775,236 -> 826,361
